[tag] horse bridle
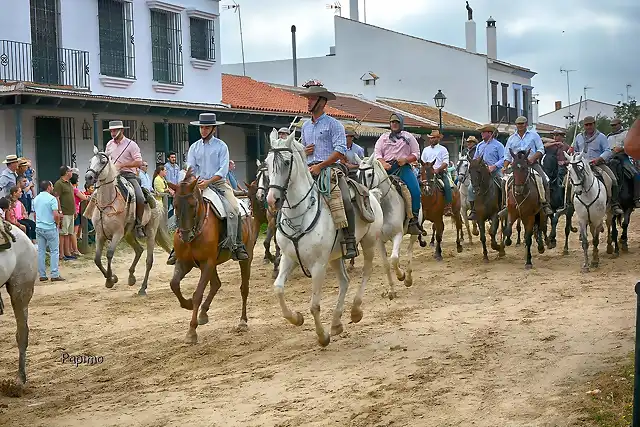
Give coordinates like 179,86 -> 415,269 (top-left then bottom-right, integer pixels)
255,164 -> 269,202
511,158 -> 532,197
356,161 -> 393,198
456,160 -> 469,185
87,152 -> 115,189
568,159 -> 595,196
173,183 -> 207,243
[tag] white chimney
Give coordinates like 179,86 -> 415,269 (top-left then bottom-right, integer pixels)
532,97 -> 540,124
486,16 -> 497,60
465,20 -> 477,53
359,72 -> 378,101
350,0 -> 359,21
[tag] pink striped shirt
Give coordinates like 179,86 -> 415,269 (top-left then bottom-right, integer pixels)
374,131 -> 421,163
105,137 -> 142,174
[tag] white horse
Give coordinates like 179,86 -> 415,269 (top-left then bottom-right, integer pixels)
265,129 -> 384,347
455,157 -> 478,242
356,155 -> 419,299
565,152 -> 608,272
0,224 -> 36,389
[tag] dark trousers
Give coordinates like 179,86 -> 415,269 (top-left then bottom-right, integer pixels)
120,171 -> 145,224
18,218 -> 36,240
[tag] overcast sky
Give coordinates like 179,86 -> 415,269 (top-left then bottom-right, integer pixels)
218,0 -> 639,116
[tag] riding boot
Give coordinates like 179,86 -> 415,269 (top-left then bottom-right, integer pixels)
468,201 -> 476,220
342,205 -> 358,259
542,183 -> 553,216
135,201 -> 146,239
407,216 -> 421,235
610,182 -> 624,215
232,219 -> 249,261
166,248 -> 176,265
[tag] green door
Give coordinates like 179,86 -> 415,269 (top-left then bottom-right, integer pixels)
35,117 -> 63,184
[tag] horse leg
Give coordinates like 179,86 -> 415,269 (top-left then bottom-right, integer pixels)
136,228 -> 158,296
563,208 -> 573,255
272,241 -> 281,280
186,262 -> 215,344
104,234 -> 123,288
590,223 -> 601,269
516,219 -> 522,246
493,214 -> 506,257
309,263 -> 330,347
536,217 -> 546,254
606,214 -> 614,255
610,215 -> 619,258
123,233 -> 143,288
7,280 -> 33,386
548,213 -> 558,250
274,254 -> 304,326
621,211 -> 631,252
237,257 -> 251,331
404,235 -> 418,287
390,233 -> 406,283
352,233 -> 377,324
378,240 -> 397,300
524,217 -> 535,269
433,219 -> 444,261
430,224 -> 435,247
478,220 -> 489,262
263,224 -> 273,264
580,223 -> 590,273
93,236 -> 110,283
198,269 -> 221,326
463,208 -> 473,243
169,260 -> 195,310
454,210 -> 464,253
328,258 -> 349,337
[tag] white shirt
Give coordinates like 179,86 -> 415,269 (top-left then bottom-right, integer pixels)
421,144 -> 449,169
608,130 -> 628,150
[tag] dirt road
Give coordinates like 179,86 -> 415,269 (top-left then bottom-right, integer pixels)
0,219 -> 637,426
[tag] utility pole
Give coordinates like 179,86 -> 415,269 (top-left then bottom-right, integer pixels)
560,67 -> 576,118
223,1 -> 246,76
583,85 -> 593,101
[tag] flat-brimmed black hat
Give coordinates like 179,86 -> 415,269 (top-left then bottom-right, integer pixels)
190,112 -> 225,126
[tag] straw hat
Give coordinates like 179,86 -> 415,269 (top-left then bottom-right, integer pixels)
2,154 -> 18,165
103,120 -> 129,131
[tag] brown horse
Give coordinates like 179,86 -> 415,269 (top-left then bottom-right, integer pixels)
420,162 -> 463,260
245,178 -> 280,279
168,169 -> 257,344
468,156 -> 505,261
502,149 -> 547,269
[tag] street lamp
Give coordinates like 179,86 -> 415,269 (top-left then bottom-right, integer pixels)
434,89 -> 446,133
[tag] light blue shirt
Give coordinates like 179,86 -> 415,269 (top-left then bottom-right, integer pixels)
573,131 -> 611,162
186,136 -> 230,180
138,171 -> 152,190
227,171 -> 238,190
301,114 -> 347,164
33,191 -> 58,230
473,138 -> 505,169
504,130 -> 544,163
164,162 -> 181,185
0,168 -> 17,199
345,142 -> 365,164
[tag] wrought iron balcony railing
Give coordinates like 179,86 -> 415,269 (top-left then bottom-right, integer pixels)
0,40 -> 90,90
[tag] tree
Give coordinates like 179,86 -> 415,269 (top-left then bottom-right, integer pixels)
613,100 -> 640,128
566,114 -> 612,143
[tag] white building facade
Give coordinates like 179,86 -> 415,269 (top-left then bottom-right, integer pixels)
0,0 -> 235,186
222,13 -> 537,126
539,99 -> 618,128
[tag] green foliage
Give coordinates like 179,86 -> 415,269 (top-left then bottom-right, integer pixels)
566,114 -> 612,144
613,100 -> 640,128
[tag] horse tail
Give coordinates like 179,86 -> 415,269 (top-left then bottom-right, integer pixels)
155,209 -> 174,254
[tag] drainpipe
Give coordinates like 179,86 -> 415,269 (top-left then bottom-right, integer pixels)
291,25 -> 298,87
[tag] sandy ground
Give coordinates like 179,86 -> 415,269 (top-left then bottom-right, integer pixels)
0,218 -> 638,427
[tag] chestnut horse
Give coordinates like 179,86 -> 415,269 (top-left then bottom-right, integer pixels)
468,156 -> 505,261
420,162 -> 463,260
245,177 -> 280,279
168,170 -> 257,344
502,149 -> 548,269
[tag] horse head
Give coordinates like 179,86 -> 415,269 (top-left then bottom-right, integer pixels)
456,158 -> 470,185
420,161 -> 436,196
469,156 -> 490,194
254,159 -> 269,203
265,127 -> 308,209
357,156 -> 385,190
173,167 -> 204,242
565,151 -> 590,195
85,145 -> 117,188
510,148 -> 531,196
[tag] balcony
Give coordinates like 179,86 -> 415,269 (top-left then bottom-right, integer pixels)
491,104 -> 529,125
0,40 -> 90,90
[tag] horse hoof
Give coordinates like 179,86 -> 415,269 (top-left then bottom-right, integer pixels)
472,230 -> 479,236
198,313 -> 209,325
292,312 -> 304,327
429,242 -> 435,248
386,291 -> 398,300
505,238 -> 512,246
483,257 -> 489,263
128,276 -> 136,286
457,245 -> 463,253
317,332 -> 331,347
112,275 -> 119,284
185,329 -> 198,344
562,249 -> 569,256
590,261 -> 599,268
182,298 -> 194,311
351,307 -> 364,324
538,247 -> 545,254
525,264 -> 533,270
262,258 -> 270,265
498,251 -> 506,258
405,277 -> 413,288
419,241 -> 427,248
612,252 -> 619,259
137,289 -> 147,297
235,320 -> 248,332
607,245 -> 613,255
331,323 -> 344,336
516,242 -> 521,247
622,244 -> 629,253
1,378 -> 25,397
571,227 -> 578,233
581,267 -> 590,273
434,254 -> 443,262
397,272 -> 406,282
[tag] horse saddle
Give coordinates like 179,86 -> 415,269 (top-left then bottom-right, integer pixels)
623,162 -> 638,180
0,218 -> 16,252
388,175 -> 414,221
345,177 -> 375,223
116,176 -> 156,209
202,188 -> 250,221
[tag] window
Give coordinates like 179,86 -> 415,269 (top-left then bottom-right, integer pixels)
501,83 -> 508,106
98,0 -> 135,79
189,17 -> 215,61
150,9 -> 183,84
490,81 -> 498,105
30,0 -> 59,85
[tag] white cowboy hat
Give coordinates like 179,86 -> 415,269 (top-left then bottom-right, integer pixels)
2,154 -> 18,164
103,120 -> 129,132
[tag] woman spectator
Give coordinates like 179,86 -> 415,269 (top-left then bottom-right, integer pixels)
6,185 -> 36,242
70,173 -> 88,256
153,165 -> 173,212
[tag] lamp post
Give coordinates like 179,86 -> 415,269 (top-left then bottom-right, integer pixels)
434,89 -> 446,133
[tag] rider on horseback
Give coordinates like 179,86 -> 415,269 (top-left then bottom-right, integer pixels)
468,124 -> 504,221
568,115 -> 624,216
344,127 -> 365,179
421,129 -> 454,215
502,116 -> 554,217
104,120 -> 146,239
374,113 -> 422,235
608,118 -> 640,207
277,127 -> 290,140
299,83 -> 358,259
544,129 -> 571,184
465,135 -> 478,159
166,113 -> 249,264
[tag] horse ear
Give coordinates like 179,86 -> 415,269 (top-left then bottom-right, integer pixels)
526,148 -> 531,158
509,147 -> 516,159
256,159 -> 262,167
353,152 -> 362,164
93,145 -> 99,155
269,128 -> 278,146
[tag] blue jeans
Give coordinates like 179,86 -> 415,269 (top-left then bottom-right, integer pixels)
468,169 -> 503,202
36,227 -> 60,279
388,163 -> 420,217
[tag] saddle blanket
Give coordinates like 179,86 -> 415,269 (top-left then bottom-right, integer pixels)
0,219 -> 15,251
202,187 -> 250,220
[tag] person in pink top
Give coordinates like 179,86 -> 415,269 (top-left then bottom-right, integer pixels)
374,113 -> 422,235
103,120 -> 146,238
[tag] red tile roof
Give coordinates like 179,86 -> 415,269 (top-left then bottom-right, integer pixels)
221,74 -> 355,119
378,99 -> 481,130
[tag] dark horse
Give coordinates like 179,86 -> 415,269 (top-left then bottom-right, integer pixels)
168,169 -> 257,344
542,150 -> 576,253
468,156 -> 505,261
245,174 -> 280,279
503,149 -> 548,269
607,152 -> 635,255
420,162 -> 463,260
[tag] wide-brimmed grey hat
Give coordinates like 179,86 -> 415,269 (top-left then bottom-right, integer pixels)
299,85 -> 337,101
190,112 -> 225,126
277,127 -> 291,134
103,120 -> 129,131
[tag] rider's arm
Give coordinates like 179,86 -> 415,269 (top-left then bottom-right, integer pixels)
316,121 -> 347,170
436,148 -> 449,173
493,142 -> 505,169
208,145 -> 230,185
598,133 -> 612,162
530,132 -> 544,163
120,143 -> 143,169
405,133 -> 420,164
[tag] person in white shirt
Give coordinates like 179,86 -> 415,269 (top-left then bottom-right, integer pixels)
420,129 -> 453,214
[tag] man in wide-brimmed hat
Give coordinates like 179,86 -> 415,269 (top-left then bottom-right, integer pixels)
344,126 -> 364,177
0,154 -> 19,200
277,127 -> 291,140
607,118 -> 640,207
467,124 -> 505,220
421,129 -> 454,215
542,129 -> 571,185
569,115 -> 625,214
166,112 -> 248,265
299,83 -> 359,259
503,115 -> 553,216
373,113 -> 422,235
465,135 -> 478,159
103,120 -> 147,238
